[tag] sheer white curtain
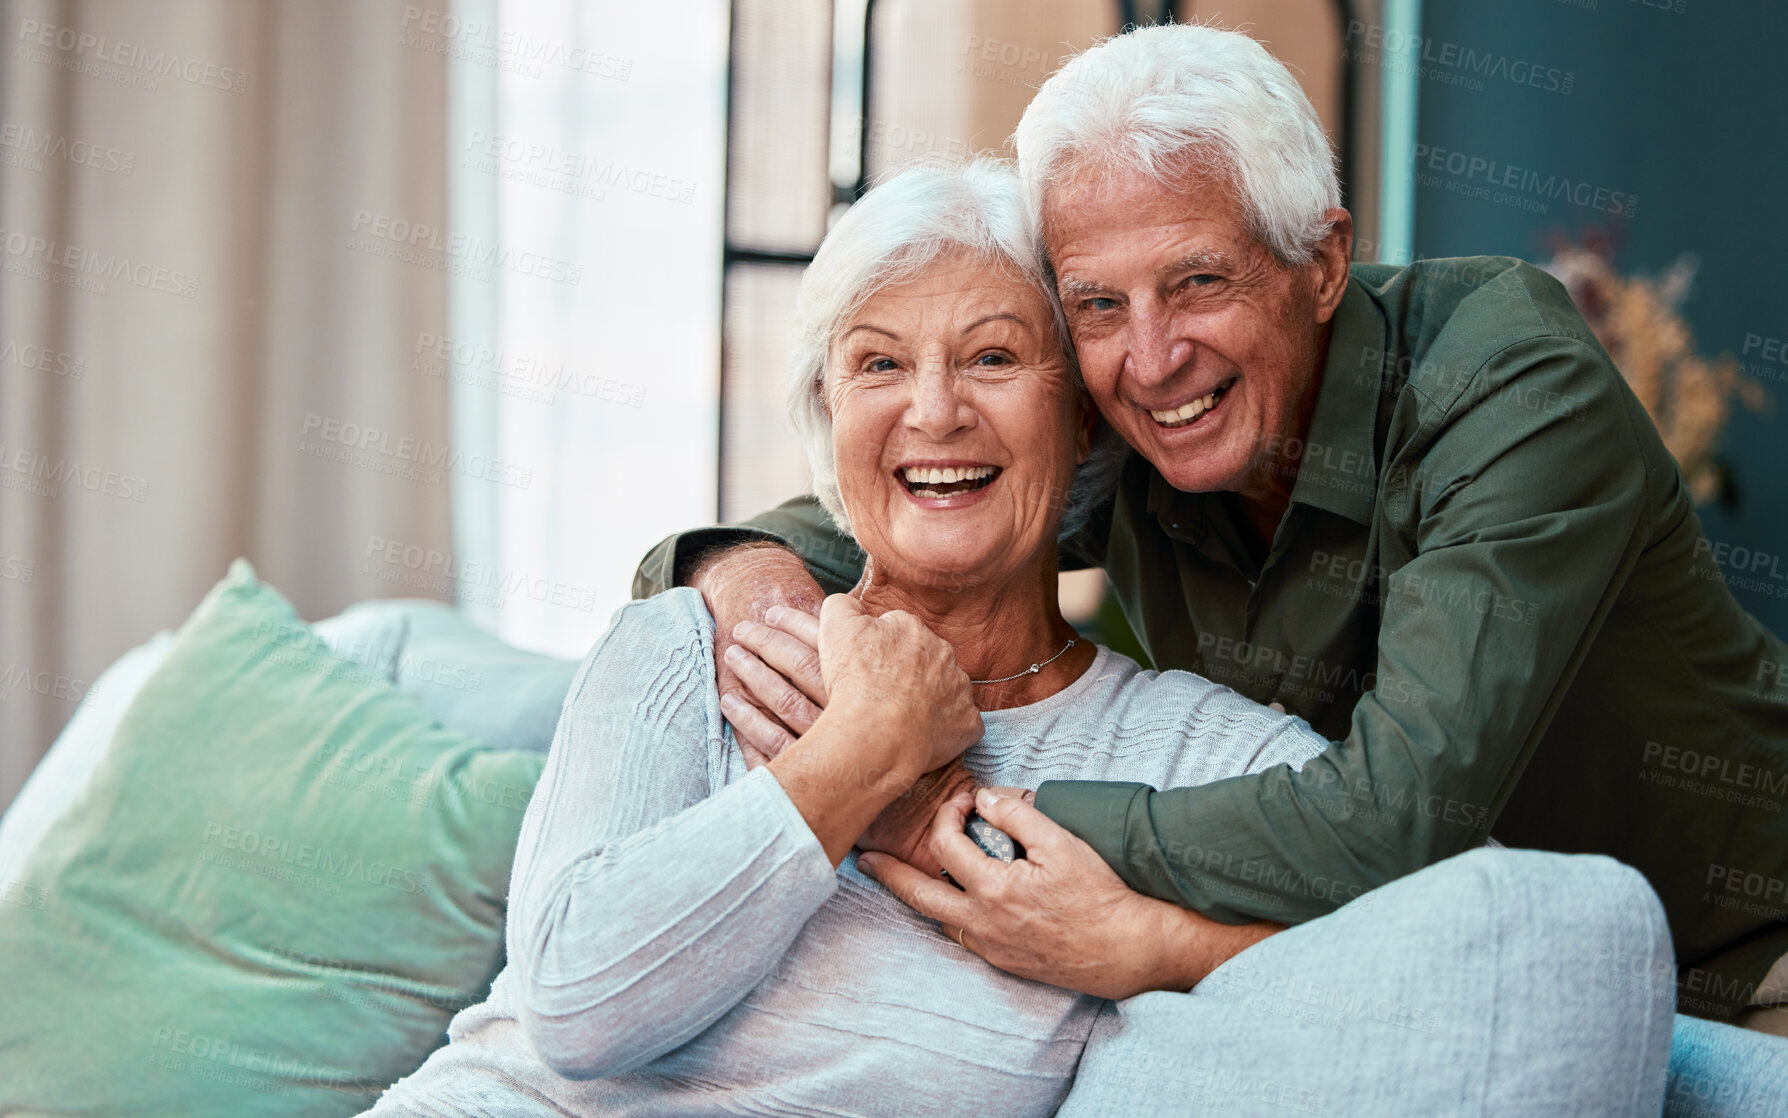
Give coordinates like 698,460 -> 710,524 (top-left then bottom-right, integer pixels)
445,0 -> 728,657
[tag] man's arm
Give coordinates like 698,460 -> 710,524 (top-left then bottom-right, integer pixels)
861,786 -> 1282,999
632,486 -> 1104,599
631,494 -> 866,599
1036,337 -> 1652,924
632,496 -> 867,762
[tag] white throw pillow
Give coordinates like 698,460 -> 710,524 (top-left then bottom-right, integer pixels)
0,632 -> 174,884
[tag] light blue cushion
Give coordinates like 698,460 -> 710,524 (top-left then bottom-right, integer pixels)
317,600 -> 578,753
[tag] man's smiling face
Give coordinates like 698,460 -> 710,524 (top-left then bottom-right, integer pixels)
1044,165 -> 1347,504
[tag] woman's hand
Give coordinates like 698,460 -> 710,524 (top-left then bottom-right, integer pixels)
856,761 -> 979,878
766,595 -> 982,866
858,787 -> 1281,1000
724,598 -> 988,786
814,594 -> 983,780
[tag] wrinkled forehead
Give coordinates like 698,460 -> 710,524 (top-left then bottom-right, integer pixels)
1038,161 -> 1253,252
827,248 -> 1061,355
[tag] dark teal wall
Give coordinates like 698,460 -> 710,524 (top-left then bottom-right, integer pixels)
1410,0 -> 1788,633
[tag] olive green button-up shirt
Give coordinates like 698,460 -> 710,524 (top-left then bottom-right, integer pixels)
636,258 -> 1788,1020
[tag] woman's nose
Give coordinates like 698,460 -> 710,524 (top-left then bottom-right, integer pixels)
906,369 -> 975,440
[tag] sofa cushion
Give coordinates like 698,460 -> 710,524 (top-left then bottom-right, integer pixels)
317,599 -> 579,754
0,559 -> 545,1116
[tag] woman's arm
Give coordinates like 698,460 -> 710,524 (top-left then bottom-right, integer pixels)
506,590 -> 980,1079
505,593 -> 833,1079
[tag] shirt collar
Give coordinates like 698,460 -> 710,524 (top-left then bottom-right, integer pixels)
1287,277 -> 1387,526
1145,455 -> 1208,542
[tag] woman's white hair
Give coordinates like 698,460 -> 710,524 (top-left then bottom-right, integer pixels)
1015,23 -> 1340,266
787,159 -> 1127,541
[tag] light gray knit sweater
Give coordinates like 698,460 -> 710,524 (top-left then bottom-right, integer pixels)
365,589 -> 1325,1118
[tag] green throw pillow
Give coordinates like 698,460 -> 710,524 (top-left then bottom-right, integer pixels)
0,560 -> 546,1115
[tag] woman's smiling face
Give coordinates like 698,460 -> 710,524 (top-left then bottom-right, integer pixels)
826,249 -> 1089,591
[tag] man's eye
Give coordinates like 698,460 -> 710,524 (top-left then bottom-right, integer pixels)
1186,274 -> 1220,288
1082,296 -> 1119,312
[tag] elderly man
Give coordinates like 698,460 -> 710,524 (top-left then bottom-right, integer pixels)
636,24 -> 1788,1029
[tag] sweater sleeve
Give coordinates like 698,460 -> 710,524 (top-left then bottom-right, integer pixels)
504,590 -> 838,1079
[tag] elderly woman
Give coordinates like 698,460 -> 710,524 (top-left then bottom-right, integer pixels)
362,163 -> 1673,1117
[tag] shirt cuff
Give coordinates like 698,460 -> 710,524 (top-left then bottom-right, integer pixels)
1033,779 -> 1154,887
631,526 -> 786,599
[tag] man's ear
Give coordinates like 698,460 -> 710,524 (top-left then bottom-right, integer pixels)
1310,207 -> 1354,325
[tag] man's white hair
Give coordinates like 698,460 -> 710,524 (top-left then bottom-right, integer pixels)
1015,23 -> 1341,265
786,159 -> 1126,540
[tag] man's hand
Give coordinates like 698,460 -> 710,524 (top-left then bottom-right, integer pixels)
688,543 -> 824,768
722,604 -> 829,767
858,787 -> 1281,1000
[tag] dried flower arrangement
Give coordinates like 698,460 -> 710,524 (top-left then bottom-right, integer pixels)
1544,241 -> 1767,505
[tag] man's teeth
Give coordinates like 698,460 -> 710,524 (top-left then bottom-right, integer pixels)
899,465 -> 997,485
1150,392 -> 1219,426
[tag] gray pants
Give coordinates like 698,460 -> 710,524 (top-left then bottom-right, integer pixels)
1061,846 -> 1681,1117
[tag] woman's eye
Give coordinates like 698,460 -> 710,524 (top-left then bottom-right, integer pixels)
865,357 -> 899,373
973,352 -> 1010,367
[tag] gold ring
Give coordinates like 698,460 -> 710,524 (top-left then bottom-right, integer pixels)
956,927 -> 968,950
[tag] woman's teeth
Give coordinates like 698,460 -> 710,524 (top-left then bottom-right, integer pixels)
1149,384 -> 1229,428
902,465 -> 994,485
899,464 -> 998,498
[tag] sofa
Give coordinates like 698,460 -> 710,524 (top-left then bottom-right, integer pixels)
6,562 -> 1785,1117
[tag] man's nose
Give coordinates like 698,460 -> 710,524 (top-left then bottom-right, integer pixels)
907,367 -> 975,440
1125,303 -> 1195,389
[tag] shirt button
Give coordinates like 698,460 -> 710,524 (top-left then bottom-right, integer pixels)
1269,701 -> 1286,713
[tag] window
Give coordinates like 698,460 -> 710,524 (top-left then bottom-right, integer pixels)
448,0 -> 728,655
